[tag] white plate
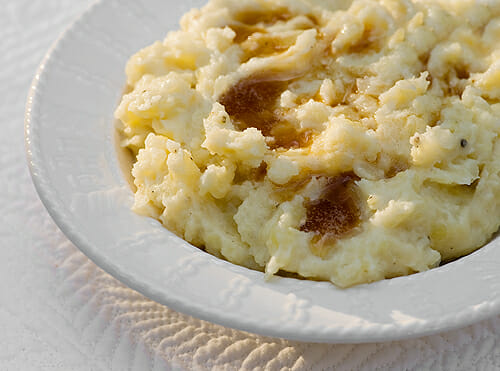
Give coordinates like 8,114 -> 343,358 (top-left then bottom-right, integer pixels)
25,0 -> 500,343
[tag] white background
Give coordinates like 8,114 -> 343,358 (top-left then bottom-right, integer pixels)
3,0 -> 500,369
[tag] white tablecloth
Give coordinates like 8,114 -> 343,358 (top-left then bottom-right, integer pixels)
3,1 -> 500,369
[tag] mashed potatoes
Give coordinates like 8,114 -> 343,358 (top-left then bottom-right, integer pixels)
115,0 -> 500,287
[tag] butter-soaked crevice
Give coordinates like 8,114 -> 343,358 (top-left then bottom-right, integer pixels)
224,7 -> 320,65
229,24 -> 265,44
234,7 -> 319,27
226,9 -> 292,44
235,8 -> 293,25
233,161 -> 268,184
218,73 -> 312,149
385,157 -> 409,178
240,33 -> 298,62
300,173 -> 361,240
227,8 -> 318,44
347,28 -> 384,54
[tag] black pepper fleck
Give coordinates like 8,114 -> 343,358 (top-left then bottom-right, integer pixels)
460,139 -> 468,148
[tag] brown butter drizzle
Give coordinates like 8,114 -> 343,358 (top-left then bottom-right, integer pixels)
229,24 -> 264,43
218,73 -> 311,149
249,161 -> 268,182
300,173 -> 361,239
219,8 -> 324,149
240,34 -> 294,62
228,8 -> 318,52
385,159 -> 409,178
229,8 -> 293,43
234,8 -> 293,26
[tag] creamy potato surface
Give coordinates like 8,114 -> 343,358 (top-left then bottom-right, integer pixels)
116,0 -> 500,287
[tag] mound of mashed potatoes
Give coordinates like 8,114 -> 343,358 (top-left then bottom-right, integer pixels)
115,0 -> 500,287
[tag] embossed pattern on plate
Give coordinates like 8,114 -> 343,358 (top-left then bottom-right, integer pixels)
25,0 -> 500,343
